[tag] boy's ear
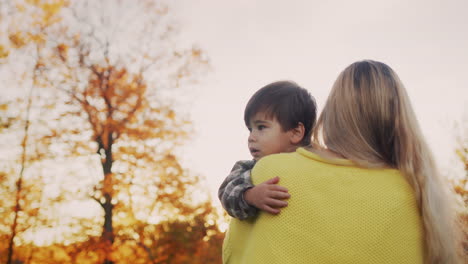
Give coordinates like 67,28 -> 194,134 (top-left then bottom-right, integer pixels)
289,122 -> 305,144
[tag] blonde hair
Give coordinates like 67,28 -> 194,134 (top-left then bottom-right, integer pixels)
314,60 -> 462,263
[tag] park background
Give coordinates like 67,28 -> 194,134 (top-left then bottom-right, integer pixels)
0,0 -> 466,263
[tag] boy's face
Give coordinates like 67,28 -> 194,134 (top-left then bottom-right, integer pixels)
247,111 -> 297,161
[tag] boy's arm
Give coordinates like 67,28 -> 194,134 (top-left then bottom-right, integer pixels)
218,160 -> 259,220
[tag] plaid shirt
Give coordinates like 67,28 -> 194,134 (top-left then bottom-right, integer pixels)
218,160 -> 259,220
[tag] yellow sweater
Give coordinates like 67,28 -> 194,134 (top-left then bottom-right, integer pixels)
223,148 -> 423,264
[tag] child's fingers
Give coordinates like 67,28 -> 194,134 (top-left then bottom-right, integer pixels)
269,191 -> 290,199
266,198 -> 288,208
269,185 -> 288,192
264,176 -> 280,185
262,205 -> 281,215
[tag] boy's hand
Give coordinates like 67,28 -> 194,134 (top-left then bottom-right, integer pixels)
243,176 -> 290,215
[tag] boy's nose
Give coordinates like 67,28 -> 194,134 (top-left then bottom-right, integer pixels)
248,133 -> 256,142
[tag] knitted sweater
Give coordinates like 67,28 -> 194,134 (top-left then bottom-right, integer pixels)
222,148 -> 423,264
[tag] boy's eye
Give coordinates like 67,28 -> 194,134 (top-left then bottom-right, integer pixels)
257,125 -> 266,130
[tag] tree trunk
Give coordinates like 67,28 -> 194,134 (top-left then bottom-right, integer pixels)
7,79 -> 34,264
102,192 -> 115,264
100,133 -> 115,264
6,186 -> 20,264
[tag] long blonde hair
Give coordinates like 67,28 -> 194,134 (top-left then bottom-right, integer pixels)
314,60 -> 462,263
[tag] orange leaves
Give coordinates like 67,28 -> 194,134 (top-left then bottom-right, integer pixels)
0,1 -> 215,262
9,32 -> 27,48
141,203 -> 224,264
57,43 -> 68,61
452,128 -> 468,257
76,64 -> 192,151
142,119 -> 162,129
85,65 -> 145,118
0,171 -> 6,182
454,181 -> 468,197
454,136 -> 468,206
27,207 -> 40,217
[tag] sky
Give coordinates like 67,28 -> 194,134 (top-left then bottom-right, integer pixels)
173,0 -> 468,200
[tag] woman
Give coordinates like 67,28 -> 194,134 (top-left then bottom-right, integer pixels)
223,60 -> 462,263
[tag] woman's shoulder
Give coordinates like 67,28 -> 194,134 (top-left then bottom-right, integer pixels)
251,152 -> 309,183
255,151 -> 301,167
251,152 -> 295,184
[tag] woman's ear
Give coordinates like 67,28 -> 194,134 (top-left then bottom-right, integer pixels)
289,122 -> 305,144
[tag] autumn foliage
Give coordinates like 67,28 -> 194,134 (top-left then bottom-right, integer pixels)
0,0 -> 223,263
453,128 -> 468,257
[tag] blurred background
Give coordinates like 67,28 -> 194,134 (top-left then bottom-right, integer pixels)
0,0 -> 466,263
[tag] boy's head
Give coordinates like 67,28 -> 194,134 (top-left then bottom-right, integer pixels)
244,81 -> 317,160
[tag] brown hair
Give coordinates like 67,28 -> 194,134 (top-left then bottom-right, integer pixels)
244,81 -> 317,146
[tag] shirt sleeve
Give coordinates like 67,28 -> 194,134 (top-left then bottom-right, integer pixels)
218,160 -> 259,220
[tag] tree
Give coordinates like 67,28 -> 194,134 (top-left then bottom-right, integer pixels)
45,2 -> 208,263
1,0 -> 216,263
113,200 -> 223,264
0,1 -> 68,263
453,120 -> 468,256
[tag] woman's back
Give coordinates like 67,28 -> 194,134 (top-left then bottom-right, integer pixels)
223,148 -> 423,264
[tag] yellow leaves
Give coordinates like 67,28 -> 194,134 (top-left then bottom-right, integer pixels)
8,32 -> 46,50
456,147 -> 467,158
454,180 -> 468,195
40,1 -> 66,16
167,109 -> 175,120
40,5 -> 63,26
25,0 -> 42,5
43,102 -> 56,110
0,103 -> 8,111
456,148 -> 468,170
10,0 -> 67,39
0,1 -> 218,262
192,47 -> 201,58
26,0 -> 68,16
28,33 -> 46,45
9,32 -> 27,48
0,45 -> 9,59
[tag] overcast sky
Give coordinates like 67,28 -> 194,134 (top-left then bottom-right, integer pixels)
173,0 -> 468,200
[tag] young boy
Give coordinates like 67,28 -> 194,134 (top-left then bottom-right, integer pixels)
218,81 -> 317,219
